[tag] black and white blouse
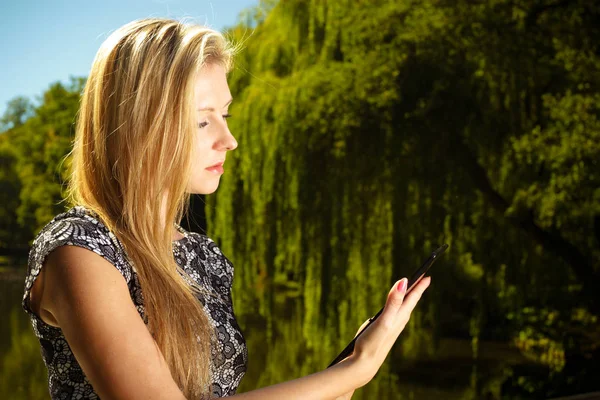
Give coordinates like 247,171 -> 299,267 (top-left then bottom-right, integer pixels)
21,205 -> 248,399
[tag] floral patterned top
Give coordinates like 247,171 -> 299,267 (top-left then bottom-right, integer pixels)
21,205 -> 248,399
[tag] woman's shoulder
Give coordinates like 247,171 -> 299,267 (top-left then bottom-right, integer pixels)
27,205 -> 132,283
34,205 -> 109,239
185,231 -> 227,260
186,232 -> 235,283
23,205 -> 134,320
34,205 -> 124,257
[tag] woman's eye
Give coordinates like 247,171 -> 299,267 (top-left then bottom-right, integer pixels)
198,114 -> 231,129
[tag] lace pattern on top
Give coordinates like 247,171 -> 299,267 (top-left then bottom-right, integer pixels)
21,206 -> 248,399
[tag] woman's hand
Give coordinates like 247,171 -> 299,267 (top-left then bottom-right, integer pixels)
340,276 -> 431,389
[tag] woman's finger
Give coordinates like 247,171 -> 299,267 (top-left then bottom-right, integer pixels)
358,276 -> 431,349
394,276 -> 431,319
352,278 -> 409,348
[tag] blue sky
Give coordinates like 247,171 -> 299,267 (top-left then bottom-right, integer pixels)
0,0 -> 258,118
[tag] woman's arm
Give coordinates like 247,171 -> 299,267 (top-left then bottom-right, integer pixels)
36,245 -> 428,400
228,358 -> 367,400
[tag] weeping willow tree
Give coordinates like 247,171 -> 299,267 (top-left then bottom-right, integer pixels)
206,0 -> 600,398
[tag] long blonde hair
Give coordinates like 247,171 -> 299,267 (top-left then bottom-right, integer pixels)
64,18 -> 237,399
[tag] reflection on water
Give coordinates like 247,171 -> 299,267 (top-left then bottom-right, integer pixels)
233,287 -> 524,400
0,268 -> 50,400
0,266 -> 526,400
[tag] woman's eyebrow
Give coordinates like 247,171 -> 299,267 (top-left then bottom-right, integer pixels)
197,98 -> 233,112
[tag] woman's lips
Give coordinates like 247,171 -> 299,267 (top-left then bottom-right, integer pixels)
205,165 -> 224,174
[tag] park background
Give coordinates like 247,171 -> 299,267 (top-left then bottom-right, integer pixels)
1,0 -> 599,399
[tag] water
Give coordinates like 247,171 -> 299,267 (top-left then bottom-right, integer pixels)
0,265 -> 528,399
0,267 -> 50,399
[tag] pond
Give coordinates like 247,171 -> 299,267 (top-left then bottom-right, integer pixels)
0,264 -> 532,400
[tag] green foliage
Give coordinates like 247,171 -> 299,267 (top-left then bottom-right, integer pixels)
0,77 -> 84,244
510,92 -> 600,232
0,142 -> 23,247
0,96 -> 34,131
211,0 -> 600,397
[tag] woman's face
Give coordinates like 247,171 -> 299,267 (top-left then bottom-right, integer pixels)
187,63 -> 238,194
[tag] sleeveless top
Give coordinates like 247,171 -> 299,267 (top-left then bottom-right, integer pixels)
21,205 -> 248,399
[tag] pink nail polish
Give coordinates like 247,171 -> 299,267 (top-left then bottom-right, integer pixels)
397,278 -> 407,293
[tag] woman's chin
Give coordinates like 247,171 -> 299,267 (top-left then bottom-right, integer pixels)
188,181 -> 220,195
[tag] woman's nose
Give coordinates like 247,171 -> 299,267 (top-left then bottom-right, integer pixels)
220,127 -> 237,151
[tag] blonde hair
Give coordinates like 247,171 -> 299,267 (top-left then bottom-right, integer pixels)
64,18 -> 237,399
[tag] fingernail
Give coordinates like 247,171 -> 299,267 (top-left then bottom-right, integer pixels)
397,278 -> 407,294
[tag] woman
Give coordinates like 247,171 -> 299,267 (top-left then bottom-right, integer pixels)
21,18 -> 431,399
